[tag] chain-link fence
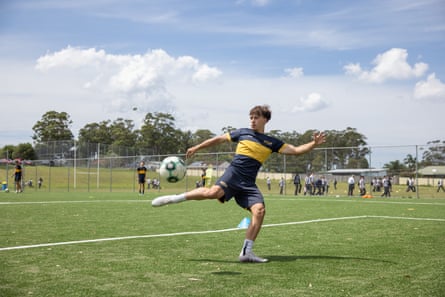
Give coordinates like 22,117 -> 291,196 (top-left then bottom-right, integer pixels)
1,142 -> 444,198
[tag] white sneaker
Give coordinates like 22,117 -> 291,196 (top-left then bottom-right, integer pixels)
152,195 -> 182,207
239,252 -> 269,263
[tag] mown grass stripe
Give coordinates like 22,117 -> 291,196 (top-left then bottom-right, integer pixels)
1,215 -> 443,252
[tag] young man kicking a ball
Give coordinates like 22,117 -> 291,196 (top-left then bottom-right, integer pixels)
152,105 -> 326,263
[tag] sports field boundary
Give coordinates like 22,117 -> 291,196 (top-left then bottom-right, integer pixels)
1,215 -> 444,252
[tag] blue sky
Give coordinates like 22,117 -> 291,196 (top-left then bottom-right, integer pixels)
1,0 -> 444,164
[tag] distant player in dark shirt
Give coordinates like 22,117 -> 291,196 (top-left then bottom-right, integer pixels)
152,105 -> 325,263
137,161 -> 147,195
13,160 -> 23,193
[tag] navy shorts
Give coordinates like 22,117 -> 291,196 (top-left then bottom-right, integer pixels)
215,166 -> 264,209
138,176 -> 145,184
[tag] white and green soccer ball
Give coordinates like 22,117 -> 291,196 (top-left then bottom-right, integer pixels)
4,188 -> 9,193
159,156 -> 186,183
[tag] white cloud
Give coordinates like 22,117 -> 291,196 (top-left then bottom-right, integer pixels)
414,73 -> 445,100
251,0 -> 270,6
284,67 -> 304,79
344,48 -> 428,83
291,92 -> 329,112
236,0 -> 270,7
35,46 -> 222,112
36,46 -> 108,70
192,64 -> 222,82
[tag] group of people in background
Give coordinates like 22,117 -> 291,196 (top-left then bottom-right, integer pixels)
348,174 -> 393,197
139,165 -> 445,197
268,173 -> 331,196
267,173 -> 445,198
120,159 -> 445,197
302,173 -> 330,196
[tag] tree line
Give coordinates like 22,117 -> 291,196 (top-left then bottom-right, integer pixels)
1,111 -> 444,175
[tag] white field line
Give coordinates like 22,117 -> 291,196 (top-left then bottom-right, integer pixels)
273,198 -> 445,206
0,200 -> 150,205
366,215 -> 445,222
1,215 -> 444,252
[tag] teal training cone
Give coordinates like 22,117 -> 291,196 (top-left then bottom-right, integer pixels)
237,217 -> 251,229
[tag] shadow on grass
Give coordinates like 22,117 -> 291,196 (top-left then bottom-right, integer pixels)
191,255 -> 397,264
210,271 -> 242,276
266,255 -> 397,264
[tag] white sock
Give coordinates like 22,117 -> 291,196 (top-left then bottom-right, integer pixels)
171,193 -> 186,203
240,239 -> 254,256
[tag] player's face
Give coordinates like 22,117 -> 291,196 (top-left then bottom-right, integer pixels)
250,114 -> 267,132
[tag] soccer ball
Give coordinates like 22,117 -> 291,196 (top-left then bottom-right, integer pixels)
159,156 -> 186,183
4,188 -> 9,193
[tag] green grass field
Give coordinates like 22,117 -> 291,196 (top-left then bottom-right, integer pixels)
0,190 -> 444,297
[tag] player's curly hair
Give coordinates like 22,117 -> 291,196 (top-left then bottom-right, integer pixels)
249,105 -> 271,121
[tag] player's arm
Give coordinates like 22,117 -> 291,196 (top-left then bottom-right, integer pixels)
186,134 -> 229,159
281,131 -> 326,156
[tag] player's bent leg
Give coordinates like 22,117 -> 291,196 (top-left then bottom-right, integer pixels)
246,203 -> 265,241
239,203 -> 268,263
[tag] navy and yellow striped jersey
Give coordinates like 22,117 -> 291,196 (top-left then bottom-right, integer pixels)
226,128 -> 287,181
14,164 -> 22,176
137,166 -> 147,176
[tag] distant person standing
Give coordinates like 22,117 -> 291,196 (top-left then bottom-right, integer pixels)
266,176 -> 271,191
279,177 -> 285,195
293,174 -> 301,195
12,160 -> 23,193
381,176 -> 391,198
322,176 -> 329,195
406,177 -> 416,192
137,161 -> 147,195
358,175 -> 366,196
437,178 -> 445,192
304,174 -> 310,195
38,177 -> 43,189
201,168 -> 207,187
347,175 -> 355,196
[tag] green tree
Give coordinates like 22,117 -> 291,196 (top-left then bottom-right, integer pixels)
175,130 -> 194,157
191,129 -> 216,151
0,145 -> 16,160
186,129 -> 223,164
78,118 -> 138,157
0,144 -> 36,161
138,112 -> 181,155
403,154 -> 417,171
78,120 -> 112,144
384,160 -> 407,176
32,111 -> 74,143
325,127 -> 369,169
421,140 -> 445,166
15,143 -> 37,160
109,118 -> 136,147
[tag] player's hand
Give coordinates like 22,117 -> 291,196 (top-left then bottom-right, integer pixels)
313,131 -> 326,146
186,146 -> 197,159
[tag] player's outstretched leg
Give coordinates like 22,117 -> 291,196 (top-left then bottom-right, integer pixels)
151,194 -> 186,207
